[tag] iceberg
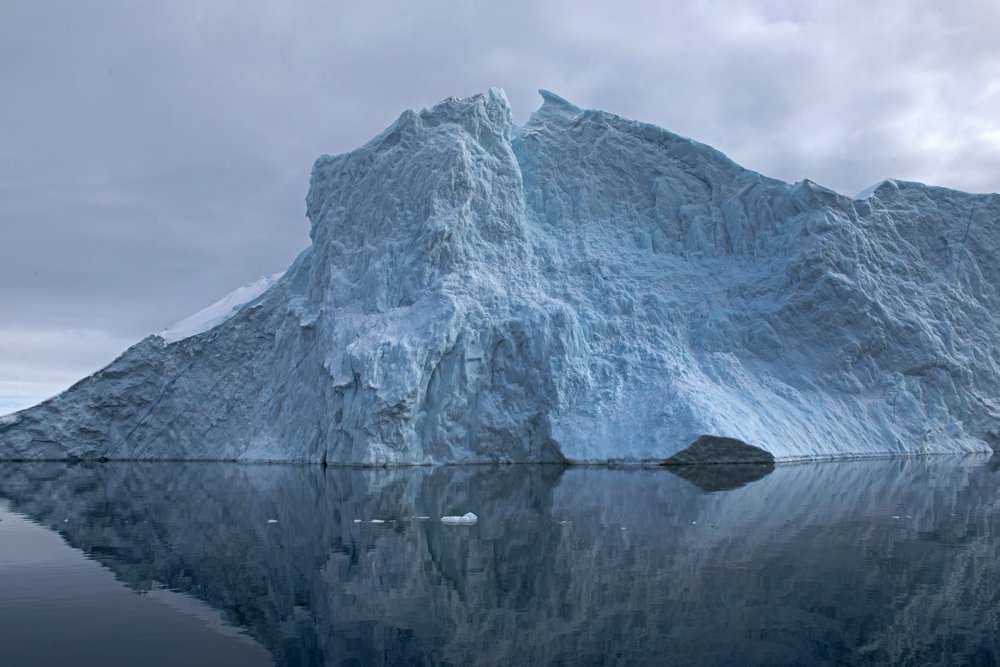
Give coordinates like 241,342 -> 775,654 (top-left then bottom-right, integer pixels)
1,89 -> 998,464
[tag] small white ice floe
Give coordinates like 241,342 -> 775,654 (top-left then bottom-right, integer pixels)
412,516 -> 431,521
267,519 -> 278,524
892,515 -> 901,520
353,519 -> 362,523
441,512 -> 477,525
370,519 -> 386,524
559,520 -> 572,525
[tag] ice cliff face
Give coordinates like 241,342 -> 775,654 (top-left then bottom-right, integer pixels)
1,89 -> 998,463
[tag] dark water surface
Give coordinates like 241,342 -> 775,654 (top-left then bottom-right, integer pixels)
0,456 -> 997,666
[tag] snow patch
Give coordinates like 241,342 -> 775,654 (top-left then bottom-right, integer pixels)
854,179 -> 891,200
159,272 -> 284,343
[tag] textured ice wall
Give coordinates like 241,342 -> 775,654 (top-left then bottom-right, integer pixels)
1,89 -> 998,463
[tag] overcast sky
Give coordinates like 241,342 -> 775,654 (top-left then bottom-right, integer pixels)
2,0 -> 998,412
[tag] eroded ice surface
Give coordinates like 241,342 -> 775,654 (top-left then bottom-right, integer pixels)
1,89 -> 998,463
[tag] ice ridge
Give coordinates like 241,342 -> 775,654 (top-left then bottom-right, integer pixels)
1,89 -> 998,464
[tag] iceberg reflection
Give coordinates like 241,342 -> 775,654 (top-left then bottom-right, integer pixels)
0,456 -> 997,666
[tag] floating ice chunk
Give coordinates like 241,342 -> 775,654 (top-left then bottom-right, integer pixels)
370,519 -> 385,524
353,519 -> 362,523
412,516 -> 431,520
441,512 -> 477,525
267,519 -> 278,524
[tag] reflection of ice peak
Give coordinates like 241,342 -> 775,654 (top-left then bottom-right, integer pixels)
2,90 -> 999,463
0,459 -> 996,665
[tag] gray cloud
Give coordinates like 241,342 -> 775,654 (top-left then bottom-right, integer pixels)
2,0 -> 998,408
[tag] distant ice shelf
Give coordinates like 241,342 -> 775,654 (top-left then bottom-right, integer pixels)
1,89 -> 998,464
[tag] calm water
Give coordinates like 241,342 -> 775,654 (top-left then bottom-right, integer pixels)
0,456 -> 997,666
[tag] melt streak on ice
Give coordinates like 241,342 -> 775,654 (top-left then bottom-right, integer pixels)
1,90 -> 998,464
